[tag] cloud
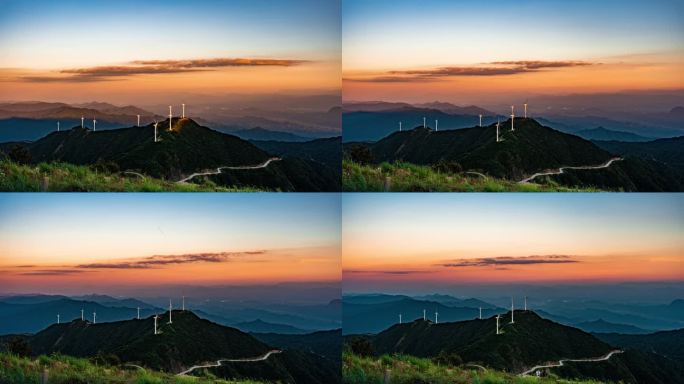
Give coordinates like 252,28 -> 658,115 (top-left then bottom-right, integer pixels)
345,60 -> 596,83
20,269 -> 88,276
77,251 -> 266,269
15,57 -> 308,83
438,255 -> 579,268
344,269 -> 428,275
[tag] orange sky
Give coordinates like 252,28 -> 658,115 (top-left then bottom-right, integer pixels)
342,194 -> 684,285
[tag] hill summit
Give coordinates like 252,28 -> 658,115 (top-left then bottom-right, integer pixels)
26,310 -> 339,383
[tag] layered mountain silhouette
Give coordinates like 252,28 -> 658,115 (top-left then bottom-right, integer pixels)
355,310 -> 684,383
1,118 -> 339,191
22,310 -> 339,383
346,118 -> 684,191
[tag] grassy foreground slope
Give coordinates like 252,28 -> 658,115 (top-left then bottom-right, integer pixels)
0,352 -> 265,384
343,160 -> 600,192
0,159 -> 263,192
343,352 -> 608,384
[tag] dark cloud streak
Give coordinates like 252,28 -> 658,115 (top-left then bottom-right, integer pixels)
77,251 -> 266,269
438,255 -> 579,268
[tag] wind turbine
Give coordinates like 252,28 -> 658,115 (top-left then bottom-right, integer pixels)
182,103 -> 185,118
435,119 -> 438,131
524,296 -> 527,311
154,315 -> 159,335
80,309 -> 84,321
524,102 -> 528,118
81,116 -> 84,128
154,121 -> 159,142
137,114 -> 140,127
435,310 -> 439,324
423,117 -> 426,128
182,296 -> 185,311
93,311 -> 97,324
510,298 -> 515,324
137,307 -> 140,320
423,309 -> 426,321
479,114 -> 482,127
399,121 -> 402,132
93,119 -> 97,131
496,314 -> 501,335
496,117 -> 500,142
510,106 -> 515,132
167,299 -> 173,324
57,121 -> 60,132
479,307 -> 482,320
399,314 -> 402,324
169,106 -> 173,131
57,314 -> 60,324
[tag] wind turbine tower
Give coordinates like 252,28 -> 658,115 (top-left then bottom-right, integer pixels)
81,309 -> 84,321
154,315 -> 159,335
154,121 -> 159,142
435,119 -> 438,131
57,314 -> 60,324
93,119 -> 97,131
57,121 -> 60,132
81,116 -> 84,128
479,114 -> 482,127
169,106 -> 173,131
93,311 -> 97,324
423,309 -> 426,321
496,315 -> 501,335
137,307 -> 140,320
435,311 -> 439,324
524,102 -> 528,118
496,118 -> 500,142
510,106 -> 515,132
524,296 -> 527,311
399,314 -> 402,324
479,307 -> 482,320
182,296 -> 185,311
510,298 -> 515,324
423,117 -> 426,128
182,103 -> 185,118
168,300 -> 173,324
399,121 -> 402,132
137,114 -> 140,127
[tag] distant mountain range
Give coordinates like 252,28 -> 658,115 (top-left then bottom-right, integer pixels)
575,319 -> 650,334
351,310 -> 684,383
6,310 -> 338,383
344,118 -> 684,191
231,127 -> 313,142
235,319 -> 309,334
575,127 -> 653,142
0,118 -> 340,191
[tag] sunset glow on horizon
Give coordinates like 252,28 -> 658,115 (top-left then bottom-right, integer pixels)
0,194 -> 341,293
342,194 -> 684,290
0,0 -> 341,104
342,0 -> 684,104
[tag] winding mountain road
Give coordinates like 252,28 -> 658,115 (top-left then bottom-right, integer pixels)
519,157 -> 623,183
177,157 -> 281,183
177,350 -> 283,376
520,350 -> 624,376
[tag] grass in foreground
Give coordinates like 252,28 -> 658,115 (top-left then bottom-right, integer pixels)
343,160 -> 601,192
343,352 -> 610,384
0,352 -> 266,384
0,159 -> 265,192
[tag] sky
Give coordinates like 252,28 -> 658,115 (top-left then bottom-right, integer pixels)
0,193 -> 341,294
342,193 -> 684,293
0,0 -> 341,104
342,0 -> 684,104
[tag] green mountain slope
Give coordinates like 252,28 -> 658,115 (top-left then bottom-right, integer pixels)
593,136 -> 684,168
26,310 -> 338,384
1,118 -> 339,191
594,328 -> 684,360
364,311 -> 684,383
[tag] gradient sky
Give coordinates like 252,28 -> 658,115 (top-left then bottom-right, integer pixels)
0,0 -> 340,104
343,0 -> 684,103
0,193 -> 341,293
343,194 -> 683,291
